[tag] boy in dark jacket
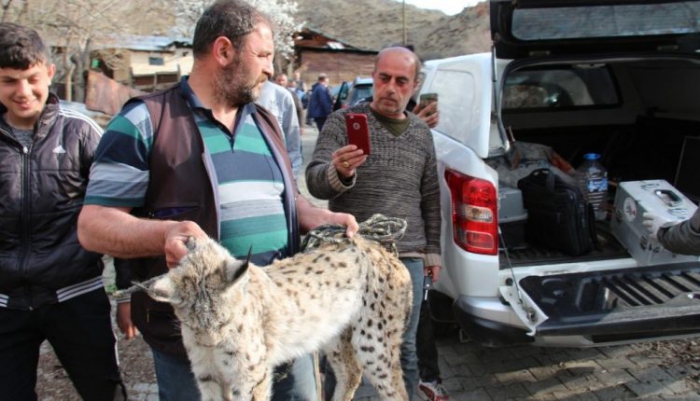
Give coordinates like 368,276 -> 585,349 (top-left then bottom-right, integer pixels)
0,22 -> 125,400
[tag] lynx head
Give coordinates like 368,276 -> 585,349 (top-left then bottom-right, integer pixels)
147,237 -> 251,346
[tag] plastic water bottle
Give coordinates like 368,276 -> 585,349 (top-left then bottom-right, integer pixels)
576,153 -> 608,221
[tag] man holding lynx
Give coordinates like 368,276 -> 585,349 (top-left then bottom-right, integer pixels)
77,0 -> 361,399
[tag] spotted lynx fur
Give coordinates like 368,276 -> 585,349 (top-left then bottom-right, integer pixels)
144,236 -> 412,401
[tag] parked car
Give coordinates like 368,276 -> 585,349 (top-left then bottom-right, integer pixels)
332,77 -> 374,111
346,77 -> 373,107
420,0 -> 700,347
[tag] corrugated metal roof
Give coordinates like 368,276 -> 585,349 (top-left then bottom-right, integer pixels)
95,34 -> 192,52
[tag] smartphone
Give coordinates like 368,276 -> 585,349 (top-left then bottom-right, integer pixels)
419,93 -> 438,115
345,113 -> 371,155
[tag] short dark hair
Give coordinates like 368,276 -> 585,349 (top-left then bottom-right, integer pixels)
192,0 -> 271,58
0,23 -> 49,69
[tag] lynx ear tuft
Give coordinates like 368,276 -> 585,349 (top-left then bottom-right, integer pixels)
244,246 -> 253,268
225,251 -> 252,285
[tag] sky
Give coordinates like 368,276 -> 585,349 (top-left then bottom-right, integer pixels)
392,0 -> 483,16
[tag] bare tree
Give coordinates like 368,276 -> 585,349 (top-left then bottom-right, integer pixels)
1,0 -> 175,101
1,0 -> 300,101
172,0 -> 300,56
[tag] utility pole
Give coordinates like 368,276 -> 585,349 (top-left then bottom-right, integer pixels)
402,0 -> 407,46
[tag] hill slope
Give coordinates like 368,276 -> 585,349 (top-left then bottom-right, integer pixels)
293,0 -> 491,60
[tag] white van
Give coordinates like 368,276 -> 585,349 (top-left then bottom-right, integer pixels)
420,0 -> 700,347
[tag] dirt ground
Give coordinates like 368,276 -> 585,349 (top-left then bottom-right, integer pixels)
36,311 -> 157,401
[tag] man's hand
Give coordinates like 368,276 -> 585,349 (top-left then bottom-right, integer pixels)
163,221 -> 208,268
328,211 -> 359,238
425,265 -> 442,282
296,195 -> 359,238
116,302 -> 138,340
413,101 -> 439,128
333,145 -> 368,179
642,212 -> 675,240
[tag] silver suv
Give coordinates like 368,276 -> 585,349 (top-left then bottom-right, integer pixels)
420,0 -> 700,347
346,77 -> 373,107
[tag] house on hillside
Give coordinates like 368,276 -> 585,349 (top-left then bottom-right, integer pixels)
91,35 -> 193,93
293,27 -> 377,89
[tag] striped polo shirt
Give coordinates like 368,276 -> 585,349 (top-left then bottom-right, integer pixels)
85,78 -> 289,265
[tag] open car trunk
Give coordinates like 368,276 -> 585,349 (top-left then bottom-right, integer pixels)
494,55 -> 700,341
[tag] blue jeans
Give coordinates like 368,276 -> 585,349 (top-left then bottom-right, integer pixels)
323,257 -> 424,400
151,348 -> 318,400
152,348 -> 199,401
399,257 -> 425,400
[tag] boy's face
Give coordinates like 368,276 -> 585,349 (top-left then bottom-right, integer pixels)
0,61 -> 55,129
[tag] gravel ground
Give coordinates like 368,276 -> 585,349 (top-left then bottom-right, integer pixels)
37,335 -> 158,401
36,299 -> 158,401
35,318 -> 700,400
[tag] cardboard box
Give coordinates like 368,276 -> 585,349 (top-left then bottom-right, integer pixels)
611,180 -> 699,266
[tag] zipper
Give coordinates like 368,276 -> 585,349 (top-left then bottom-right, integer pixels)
18,144 -> 33,308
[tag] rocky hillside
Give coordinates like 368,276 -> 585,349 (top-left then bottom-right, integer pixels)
293,0 -> 491,60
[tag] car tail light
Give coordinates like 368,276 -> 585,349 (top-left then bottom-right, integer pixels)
445,169 -> 498,255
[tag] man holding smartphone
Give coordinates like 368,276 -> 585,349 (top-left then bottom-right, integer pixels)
306,46 -> 441,400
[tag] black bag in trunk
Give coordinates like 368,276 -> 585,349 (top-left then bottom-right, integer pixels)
517,168 -> 596,256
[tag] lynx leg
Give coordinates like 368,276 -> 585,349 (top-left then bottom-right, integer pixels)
355,319 -> 408,401
323,329 -> 362,401
249,367 -> 273,401
360,344 -> 407,400
196,376 -> 227,401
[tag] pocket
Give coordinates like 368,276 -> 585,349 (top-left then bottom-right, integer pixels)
132,292 -> 180,337
151,205 -> 199,219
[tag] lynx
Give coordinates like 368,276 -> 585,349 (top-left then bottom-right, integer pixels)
143,235 -> 413,401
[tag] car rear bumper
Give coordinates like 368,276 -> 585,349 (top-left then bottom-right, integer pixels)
451,295 -> 534,346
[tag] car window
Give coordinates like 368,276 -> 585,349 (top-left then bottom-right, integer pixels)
503,66 -> 619,110
349,85 -> 373,106
512,1 -> 700,40
427,69 -> 476,141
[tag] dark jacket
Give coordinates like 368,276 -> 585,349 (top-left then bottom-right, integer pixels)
658,207 -> 700,255
0,93 -> 104,310
308,82 -> 332,119
126,85 -> 300,356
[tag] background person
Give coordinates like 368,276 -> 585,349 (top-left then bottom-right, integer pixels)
306,46 -> 441,400
258,78 -> 303,179
77,1 -> 357,400
307,73 -> 333,131
643,209 -> 700,255
0,22 -> 126,401
275,72 -> 304,133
